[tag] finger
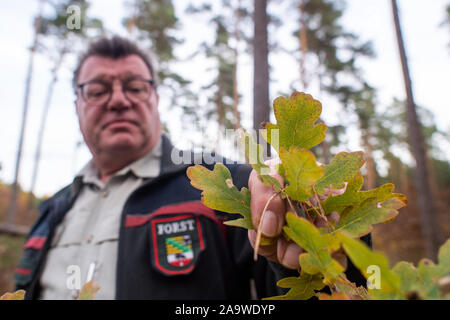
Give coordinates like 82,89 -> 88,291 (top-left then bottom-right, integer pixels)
332,249 -> 348,270
313,215 -> 328,228
313,211 -> 340,228
276,237 -> 303,270
249,170 -> 286,238
248,230 -> 278,262
329,211 -> 340,223
263,158 -> 282,175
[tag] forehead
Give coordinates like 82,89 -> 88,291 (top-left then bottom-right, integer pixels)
78,54 -> 152,82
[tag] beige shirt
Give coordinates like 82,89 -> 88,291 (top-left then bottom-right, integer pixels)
39,138 -> 162,300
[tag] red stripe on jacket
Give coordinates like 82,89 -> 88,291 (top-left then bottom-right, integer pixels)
125,201 -> 226,237
24,236 -> 46,250
15,268 -> 31,275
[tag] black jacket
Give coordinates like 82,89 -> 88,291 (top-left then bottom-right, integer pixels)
15,135 -> 369,299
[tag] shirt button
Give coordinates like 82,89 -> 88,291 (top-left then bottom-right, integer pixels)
101,189 -> 109,197
86,235 -> 93,243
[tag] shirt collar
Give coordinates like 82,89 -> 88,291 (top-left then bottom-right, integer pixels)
76,137 -> 162,186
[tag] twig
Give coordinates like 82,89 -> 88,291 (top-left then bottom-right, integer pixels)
312,185 -> 326,217
300,202 -> 312,221
312,185 -> 335,231
254,192 -> 280,261
286,195 -> 300,217
306,200 -> 322,218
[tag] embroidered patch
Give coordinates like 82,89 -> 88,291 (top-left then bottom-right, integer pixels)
151,214 -> 205,275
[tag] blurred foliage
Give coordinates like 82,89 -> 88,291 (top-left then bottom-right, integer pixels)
124,0 -> 180,65
1,0 -> 449,298
0,235 -> 26,294
37,0 -> 104,60
123,0 -> 202,140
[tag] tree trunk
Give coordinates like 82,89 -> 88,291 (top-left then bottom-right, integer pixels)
253,0 -> 270,157
27,47 -> 66,209
298,0 -> 308,91
232,0 -> 242,130
216,82 -> 225,148
361,128 -> 377,189
391,0 -> 442,259
6,0 -> 44,225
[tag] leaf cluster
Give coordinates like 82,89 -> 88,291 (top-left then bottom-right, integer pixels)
187,91 -> 449,300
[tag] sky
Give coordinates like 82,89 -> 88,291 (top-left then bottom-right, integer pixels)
0,0 -> 449,198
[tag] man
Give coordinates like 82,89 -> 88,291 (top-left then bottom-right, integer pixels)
15,36 -> 368,299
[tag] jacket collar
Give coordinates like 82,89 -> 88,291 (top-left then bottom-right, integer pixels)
69,134 -> 191,198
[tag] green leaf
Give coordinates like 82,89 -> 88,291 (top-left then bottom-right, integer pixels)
435,239 -> 450,278
280,147 -> 323,202
263,92 -> 327,152
283,212 -> 344,282
321,174 -> 407,215
333,197 -> 405,238
393,239 -> 450,299
337,232 -> 403,299
239,129 -> 282,192
391,262 -> 421,296
314,151 -> 365,194
187,163 -> 253,229
264,272 -> 325,300
414,259 -> 442,299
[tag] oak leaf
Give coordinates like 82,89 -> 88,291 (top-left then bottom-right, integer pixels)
333,197 -> 406,238
314,151 -> 365,195
263,92 -> 327,152
337,232 -> 403,299
239,129 -> 282,193
77,281 -> 100,300
280,147 -> 323,202
0,290 -> 25,300
264,272 -> 325,300
283,212 -> 344,282
391,239 -> 450,299
316,291 -> 350,300
321,174 -> 407,215
187,163 -> 253,229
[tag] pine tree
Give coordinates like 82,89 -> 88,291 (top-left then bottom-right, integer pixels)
27,0 -> 103,209
253,0 -> 270,157
391,0 -> 442,259
6,0 -> 45,228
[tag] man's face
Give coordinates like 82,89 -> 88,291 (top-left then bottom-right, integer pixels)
75,55 -> 161,160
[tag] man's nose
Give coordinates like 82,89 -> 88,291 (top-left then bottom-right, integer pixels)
107,83 -> 132,111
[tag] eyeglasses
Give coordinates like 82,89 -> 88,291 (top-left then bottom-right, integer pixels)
77,78 -> 155,106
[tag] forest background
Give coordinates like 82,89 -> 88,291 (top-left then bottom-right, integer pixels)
0,0 -> 449,294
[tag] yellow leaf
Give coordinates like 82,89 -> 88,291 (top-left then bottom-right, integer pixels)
77,281 -> 100,300
0,290 -> 25,300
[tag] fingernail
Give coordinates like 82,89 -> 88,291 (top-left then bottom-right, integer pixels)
261,210 -> 278,237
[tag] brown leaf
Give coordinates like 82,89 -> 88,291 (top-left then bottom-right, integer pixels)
317,292 -> 350,300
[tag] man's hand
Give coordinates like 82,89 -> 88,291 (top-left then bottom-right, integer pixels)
247,160 -> 342,270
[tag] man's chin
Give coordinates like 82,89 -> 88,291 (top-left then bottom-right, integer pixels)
102,136 -> 143,153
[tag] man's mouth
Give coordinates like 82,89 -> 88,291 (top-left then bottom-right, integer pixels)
103,119 -> 137,129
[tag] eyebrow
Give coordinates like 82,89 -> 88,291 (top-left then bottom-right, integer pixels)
85,72 -> 150,83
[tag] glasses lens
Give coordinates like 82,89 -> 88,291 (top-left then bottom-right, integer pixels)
84,82 -> 110,105
124,79 -> 151,102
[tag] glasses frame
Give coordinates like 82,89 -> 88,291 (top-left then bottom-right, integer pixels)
76,78 -> 156,107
